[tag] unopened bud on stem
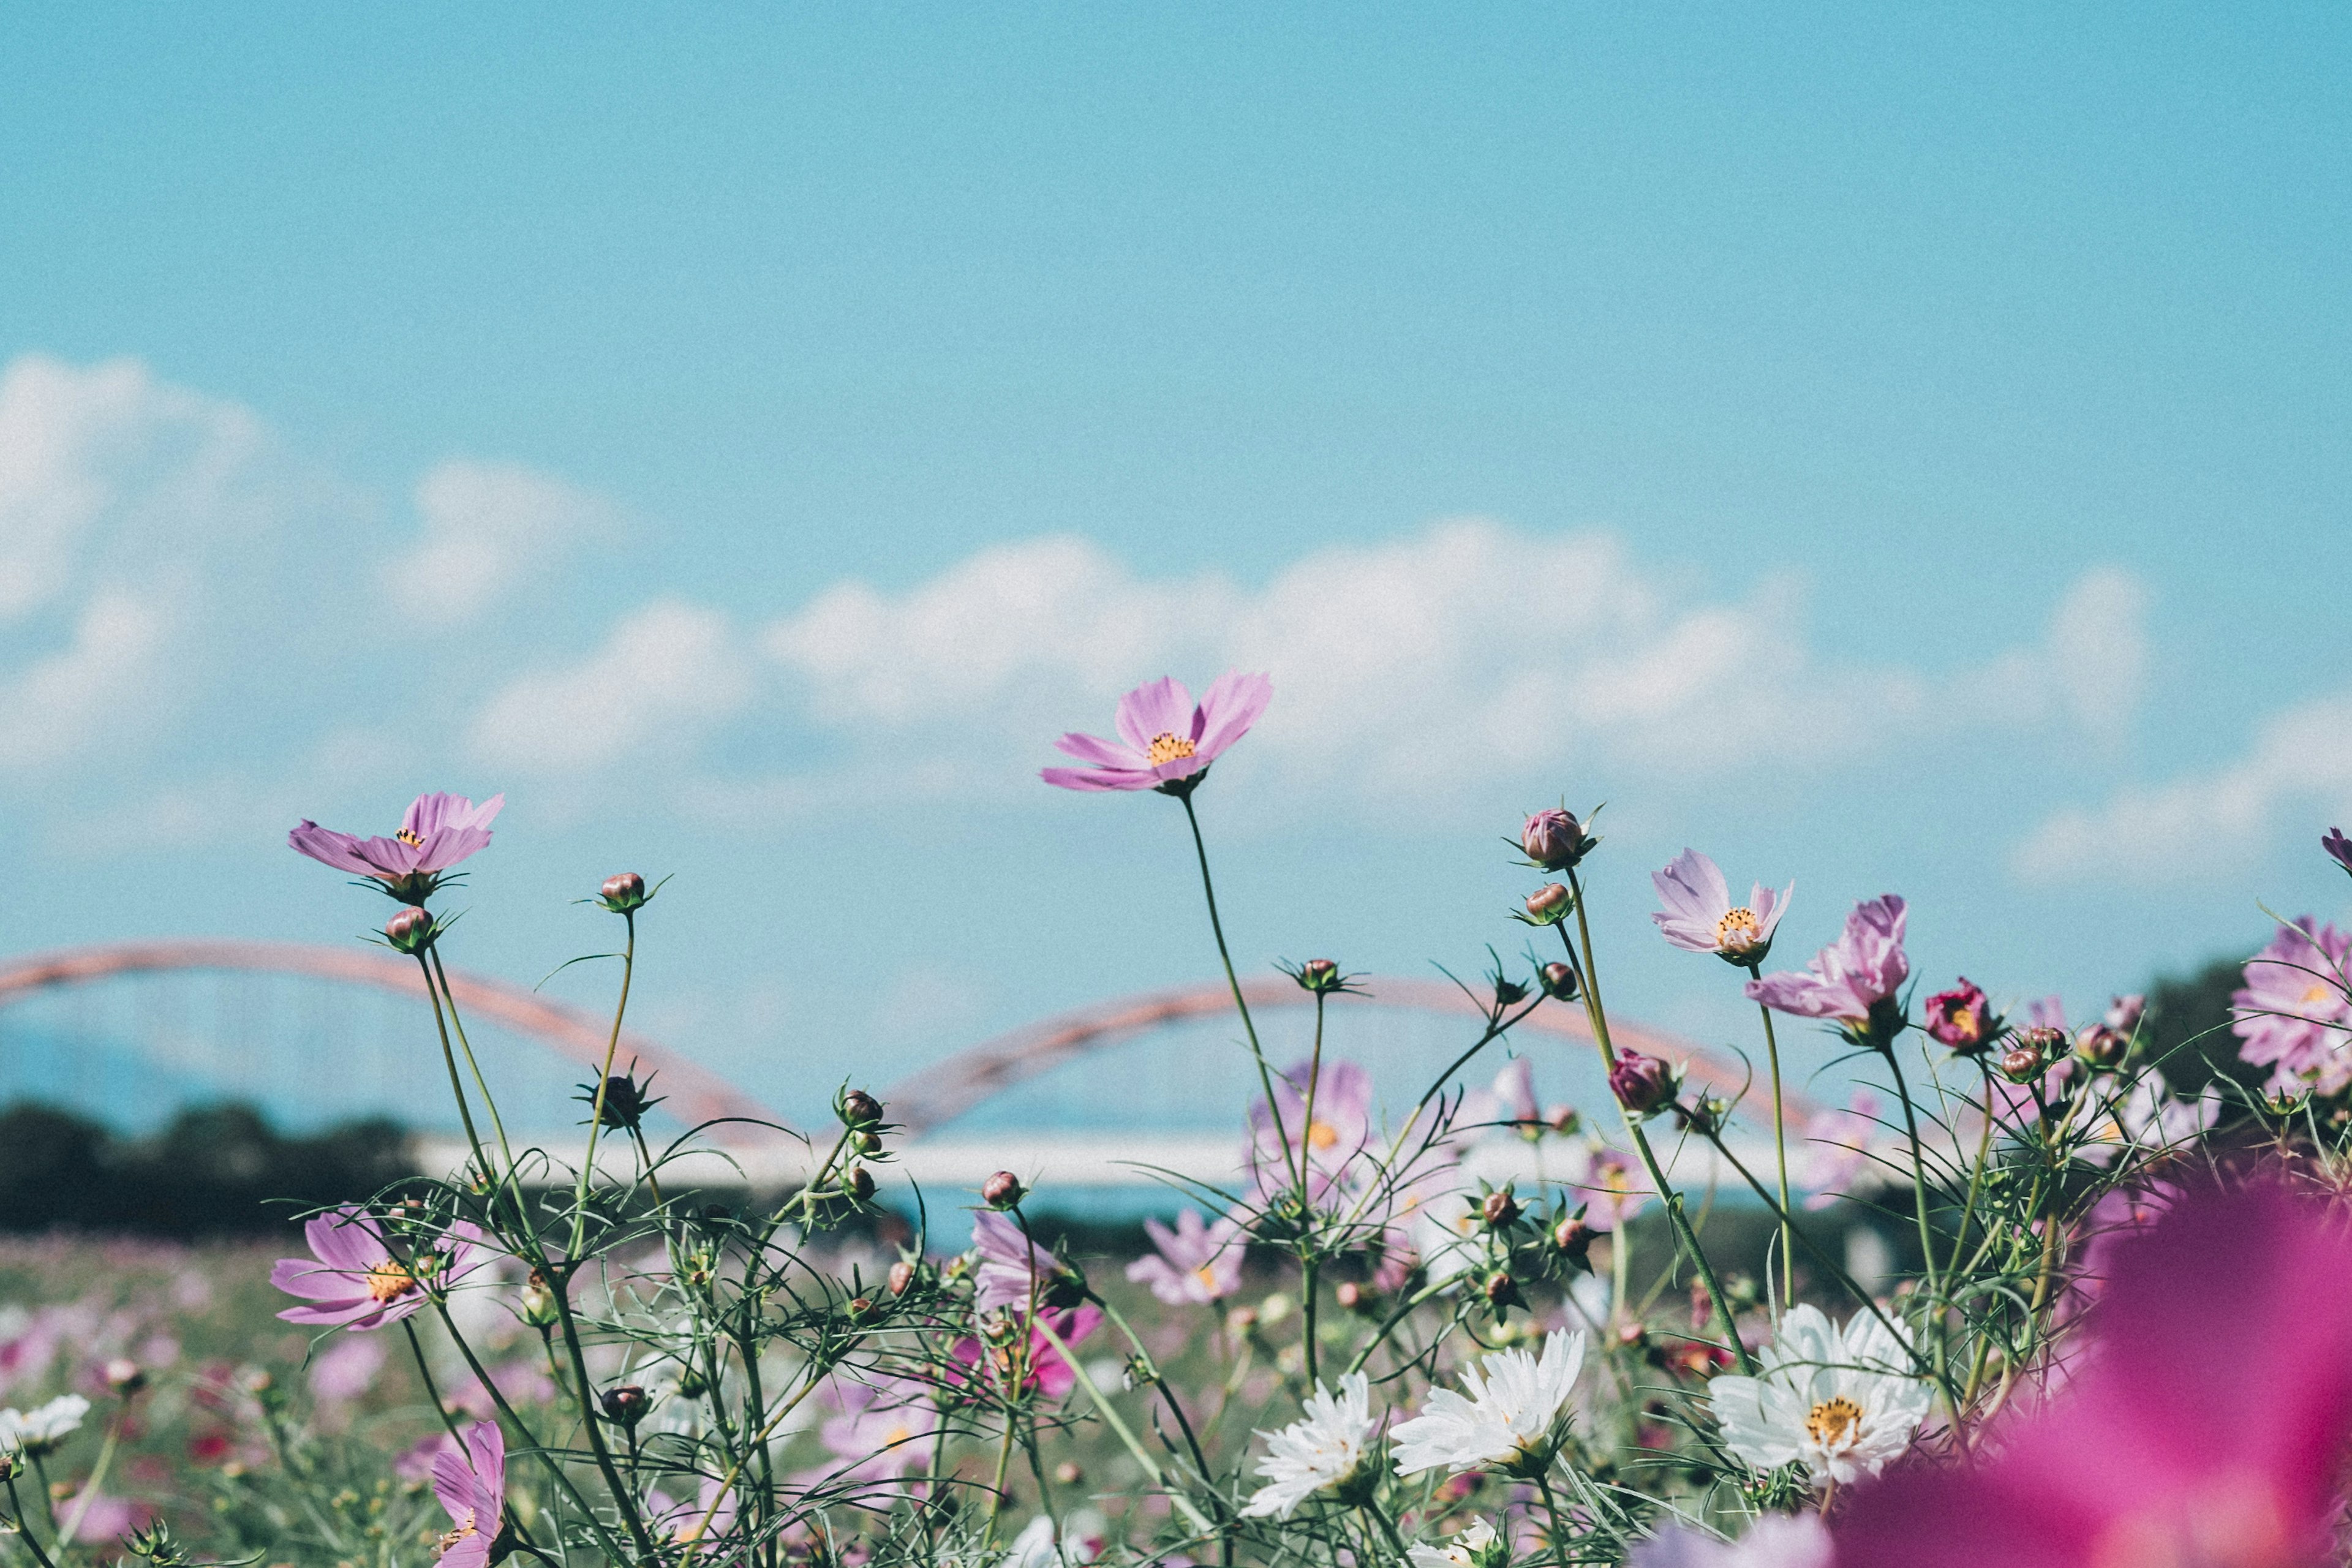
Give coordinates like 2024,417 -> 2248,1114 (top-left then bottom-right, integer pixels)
981,1170 -> 1024,1209
599,872 -> 649,913
1525,884 -> 1572,925
385,907 -> 436,956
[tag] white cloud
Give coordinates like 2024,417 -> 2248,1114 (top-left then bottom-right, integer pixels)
0,590 -> 172,771
387,459 -> 619,624
2015,690 -> 2352,884
753,519 -> 2144,808
467,598 -> 759,774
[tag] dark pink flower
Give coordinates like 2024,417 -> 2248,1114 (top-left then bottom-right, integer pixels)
431,1420 -> 506,1568
1921,979 -> 1996,1054
1836,1181 -> 2352,1568
2324,827 -> 2352,877
1745,895 -> 1909,1048
2233,919 -> 2352,1096
949,1306 -> 1102,1400
1610,1049 -> 1679,1116
1040,673 -> 1272,794
1126,1210 -> 1245,1305
270,1208 -> 486,1332
288,791 -> 505,904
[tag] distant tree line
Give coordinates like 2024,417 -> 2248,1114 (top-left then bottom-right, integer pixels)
0,1101 -> 415,1235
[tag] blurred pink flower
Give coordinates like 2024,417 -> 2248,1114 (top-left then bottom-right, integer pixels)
648,1475 -> 739,1543
447,1359 -> 557,1419
970,1212 -> 1079,1313
271,1208 -> 486,1332
949,1306 -> 1102,1400
817,1373 -> 942,1483
1127,1210 -> 1246,1305
1040,673 -> 1272,794
1745,896 -> 1909,1046
288,791 -> 505,903
1800,1090 -> 1883,1211
1575,1148 -> 1649,1233
306,1333 -> 385,1407
1246,1058 -> 1377,1208
394,1432 -> 459,1485
1836,1180 -> 2352,1568
2233,918 -> 2352,1095
1651,850 -> 1792,965
54,1490 -> 149,1544
431,1420 -> 507,1568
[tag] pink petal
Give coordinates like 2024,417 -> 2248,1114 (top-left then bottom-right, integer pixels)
1041,766 -> 1157,792
1052,731 -> 1146,768
1193,670 -> 1272,758
1114,677 -> 1196,753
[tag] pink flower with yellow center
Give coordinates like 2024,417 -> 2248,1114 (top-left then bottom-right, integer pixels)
1040,673 -> 1272,795
429,1420 -> 505,1568
288,791 -> 505,905
270,1207 -> 485,1332
1127,1209 -> 1246,1305
2233,918 -> 2352,1096
1746,895 -> 1910,1050
1651,850 -> 1792,966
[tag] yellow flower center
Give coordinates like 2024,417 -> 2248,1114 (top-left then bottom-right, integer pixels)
1805,1395 -> 1863,1451
439,1509 -> 477,1552
1194,1264 -> 1221,1291
2303,983 -> 2335,1006
396,827 -> 425,848
366,1259 -> 419,1304
1715,907 -> 1763,948
1146,733 -> 1197,766
1308,1120 -> 1340,1150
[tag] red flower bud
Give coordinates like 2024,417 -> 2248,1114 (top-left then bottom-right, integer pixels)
888,1261 -> 917,1297
384,907 -> 435,955
600,1384 -> 651,1427
1608,1050 -> 1677,1117
1294,959 -> 1343,995
1552,1215 -> 1594,1258
981,1171 -> 1025,1209
600,872 -> 649,913
1481,1189 -> 1521,1229
1525,883 -> 1572,924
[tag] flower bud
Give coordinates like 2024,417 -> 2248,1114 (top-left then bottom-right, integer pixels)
1608,1050 -> 1677,1117
843,1165 -> 876,1202
1480,1189 -> 1521,1229
384,907 -> 436,956
1491,973 -> 1530,1008
599,872 -> 649,913
600,1384 -> 650,1428
2105,993 -> 2147,1034
1521,809 -> 1588,871
1539,962 -> 1580,1001
1544,1103 -> 1580,1135
1335,1281 -> 1363,1311
2074,1023 -> 2128,1069
1482,1270 -> 1522,1309
888,1260 -> 917,1297
587,1072 -> 652,1131
1224,1305 -> 1258,1335
839,1089 -> 883,1128
104,1358 -> 145,1395
981,1171 -> 1024,1209
519,1270 -> 561,1328
1923,979 -> 1995,1054
1997,1046 -> 2045,1085
1524,883 -> 1572,924
1551,1215 -> 1594,1261
1257,1293 -> 1294,1325
1054,1461 -> 1084,1487
1294,959 -> 1343,995
847,1296 -> 876,1321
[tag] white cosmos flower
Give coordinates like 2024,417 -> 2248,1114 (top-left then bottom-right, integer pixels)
1391,1329 -> 1585,1478
1407,1516 -> 1503,1568
1707,1305 -> 1931,1486
1,1394 -> 90,1455
1240,1372 -> 1378,1518
1408,1189 -> 1485,1286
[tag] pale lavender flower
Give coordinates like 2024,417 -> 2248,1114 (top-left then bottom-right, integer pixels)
1744,895 -> 1909,1047
288,791 -> 505,903
1575,1148 -> 1648,1233
1651,850 -> 1792,966
1246,1058 -> 1378,1208
1041,672 -> 1272,794
1801,1090 -> 1883,1211
817,1373 -> 942,1484
1126,1210 -> 1246,1305
2233,918 -> 2352,1096
1632,1515 -> 1832,1568
306,1333 -> 386,1408
970,1212 -> 1078,1313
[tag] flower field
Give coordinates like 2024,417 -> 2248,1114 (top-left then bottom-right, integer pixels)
7,667 -> 2351,1568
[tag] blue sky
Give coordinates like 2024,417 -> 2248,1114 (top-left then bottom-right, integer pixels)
2,4 -> 2350,1126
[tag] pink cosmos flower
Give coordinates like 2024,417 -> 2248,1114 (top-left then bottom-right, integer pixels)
1745,895 -> 1909,1047
1245,1058 -> 1378,1208
2325,827 -> 2352,877
648,1475 -> 740,1543
970,1212 -> 1080,1314
288,791 -> 505,903
1039,673 -> 1272,794
1651,850 -> 1792,965
1921,979 -> 1996,1054
431,1420 -> 507,1568
1800,1090 -> 1883,1211
306,1333 -> 386,1408
1575,1148 -> 1649,1233
271,1208 -> 486,1332
1834,1180 -> 2352,1568
949,1306 -> 1102,1400
2233,918 -> 2352,1096
1126,1210 -> 1246,1305
816,1373 -> 943,1484
394,1432 -> 459,1485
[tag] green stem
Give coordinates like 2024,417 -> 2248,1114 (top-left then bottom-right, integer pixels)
1179,794 -> 1298,1212
1030,1314 -> 1216,1534
54,1409 -> 121,1548
1745,965 -> 1796,1307
4,1471 -> 56,1568
545,1273 -> 660,1559
429,949 -> 535,1245
416,952 -> 496,1204
571,912 -> 636,1258
1879,1044 -> 1942,1297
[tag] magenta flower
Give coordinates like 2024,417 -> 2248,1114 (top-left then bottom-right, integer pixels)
1744,895 -> 1909,1049
1039,672 -> 1272,795
2233,918 -> 2352,1096
970,1212 -> 1081,1313
949,1306 -> 1102,1400
1921,978 -> 1996,1054
431,1420 -> 507,1568
288,791 -> 505,904
2326,827 -> 2352,876
1651,850 -> 1792,966
816,1373 -> 943,1484
270,1208 -> 485,1332
1246,1058 -> 1378,1208
1834,1181 -> 2352,1568
1126,1210 -> 1246,1305
1608,1050 -> 1678,1117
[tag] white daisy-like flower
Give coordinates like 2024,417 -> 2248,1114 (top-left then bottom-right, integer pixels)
1408,1188 -> 1485,1286
1407,1515 -> 1504,1568
1391,1329 -> 1586,1478
1,1394 -> 90,1455
1239,1372 -> 1378,1518
1707,1305 -> 1931,1486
